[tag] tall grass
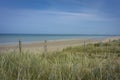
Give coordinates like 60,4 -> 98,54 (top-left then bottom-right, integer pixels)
0,40 -> 120,80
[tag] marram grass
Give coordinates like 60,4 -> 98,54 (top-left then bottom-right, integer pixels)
0,40 -> 120,80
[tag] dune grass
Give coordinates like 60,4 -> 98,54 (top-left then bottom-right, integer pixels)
0,40 -> 120,80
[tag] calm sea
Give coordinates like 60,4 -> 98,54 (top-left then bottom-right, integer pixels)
0,34 -> 115,45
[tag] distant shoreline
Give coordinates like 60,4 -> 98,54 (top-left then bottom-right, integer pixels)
0,36 -> 110,46
0,36 -> 120,53
0,33 -> 120,36
0,35 -> 115,46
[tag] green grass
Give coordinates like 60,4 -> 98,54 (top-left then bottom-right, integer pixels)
63,40 -> 120,57
0,40 -> 120,80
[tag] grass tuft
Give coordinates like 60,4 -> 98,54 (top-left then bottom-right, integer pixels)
0,40 -> 120,80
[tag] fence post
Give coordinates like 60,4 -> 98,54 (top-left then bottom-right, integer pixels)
100,41 -> 102,53
84,41 -> 86,54
44,40 -> 47,54
95,40 -> 97,55
109,39 -> 111,56
19,40 -> 22,53
106,39 -> 108,57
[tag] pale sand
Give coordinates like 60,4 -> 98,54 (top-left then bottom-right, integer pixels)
0,36 -> 120,53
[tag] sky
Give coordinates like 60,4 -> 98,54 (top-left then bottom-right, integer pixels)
0,0 -> 120,35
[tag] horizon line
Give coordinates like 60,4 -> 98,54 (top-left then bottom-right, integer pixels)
0,33 -> 120,36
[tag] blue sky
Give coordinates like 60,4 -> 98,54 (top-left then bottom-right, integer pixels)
0,0 -> 120,34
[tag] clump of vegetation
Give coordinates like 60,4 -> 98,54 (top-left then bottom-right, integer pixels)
63,40 -> 120,57
0,40 -> 120,80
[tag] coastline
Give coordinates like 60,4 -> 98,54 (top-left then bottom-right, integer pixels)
0,36 -> 120,53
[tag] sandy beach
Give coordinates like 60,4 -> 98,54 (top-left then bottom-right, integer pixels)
0,36 -> 120,53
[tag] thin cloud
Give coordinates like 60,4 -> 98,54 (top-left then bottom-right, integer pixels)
19,9 -> 115,22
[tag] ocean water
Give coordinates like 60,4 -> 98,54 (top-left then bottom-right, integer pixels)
0,34 -> 114,45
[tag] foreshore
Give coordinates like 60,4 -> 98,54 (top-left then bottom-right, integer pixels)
0,36 -> 120,53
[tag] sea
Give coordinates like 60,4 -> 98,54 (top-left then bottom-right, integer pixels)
0,34 -> 116,45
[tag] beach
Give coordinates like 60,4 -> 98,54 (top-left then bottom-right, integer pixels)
0,36 -> 119,53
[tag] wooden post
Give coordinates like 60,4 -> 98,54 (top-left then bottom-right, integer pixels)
44,40 -> 47,54
19,40 -> 22,53
109,39 -> 111,56
95,40 -> 97,55
106,40 -> 108,57
81,41 -> 85,65
84,41 -> 86,54
100,41 -> 102,53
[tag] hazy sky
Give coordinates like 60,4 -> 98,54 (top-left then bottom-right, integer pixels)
0,0 -> 120,34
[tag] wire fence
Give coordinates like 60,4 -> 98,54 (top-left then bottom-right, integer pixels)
0,39 -> 120,57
